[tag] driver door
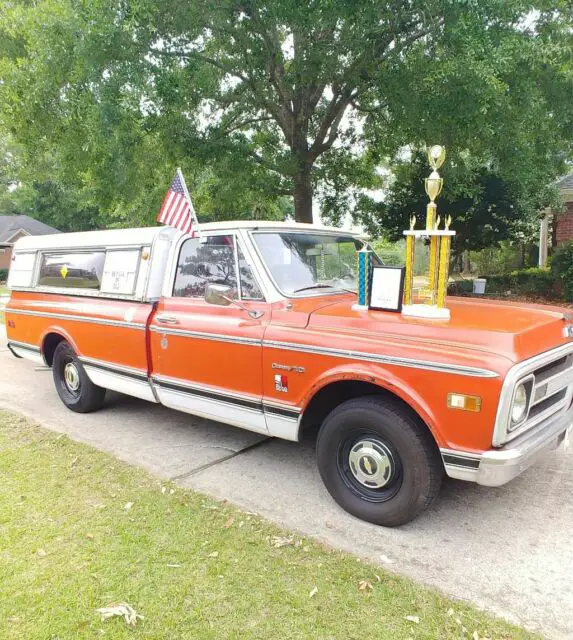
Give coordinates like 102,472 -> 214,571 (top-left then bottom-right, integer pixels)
150,234 -> 270,434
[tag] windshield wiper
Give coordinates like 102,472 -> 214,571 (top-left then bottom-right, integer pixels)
292,284 -> 356,294
292,284 -> 338,294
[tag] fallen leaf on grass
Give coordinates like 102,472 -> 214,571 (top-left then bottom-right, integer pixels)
380,554 -> 395,564
447,608 -> 454,617
404,615 -> 420,624
358,580 -> 373,592
270,536 -> 295,548
309,586 -> 318,598
36,549 -> 47,558
223,516 -> 235,529
166,564 -> 182,568
97,603 -> 143,626
124,502 -> 133,511
208,551 -> 219,558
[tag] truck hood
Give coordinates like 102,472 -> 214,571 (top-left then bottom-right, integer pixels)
306,296 -> 572,365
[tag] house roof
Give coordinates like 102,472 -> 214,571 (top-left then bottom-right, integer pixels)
0,215 -> 60,243
556,172 -> 573,192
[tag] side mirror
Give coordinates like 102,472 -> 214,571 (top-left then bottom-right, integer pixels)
204,282 -> 265,320
205,283 -> 234,306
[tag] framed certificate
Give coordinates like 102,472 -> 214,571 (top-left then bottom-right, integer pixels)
369,266 -> 405,312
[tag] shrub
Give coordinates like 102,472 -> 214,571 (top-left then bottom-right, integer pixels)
370,239 -> 405,266
447,279 -> 474,296
510,267 -> 555,298
469,243 -> 523,276
0,268 -> 8,283
448,268 -> 557,299
551,241 -> 573,302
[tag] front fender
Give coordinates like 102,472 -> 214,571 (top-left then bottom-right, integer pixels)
299,362 -> 445,446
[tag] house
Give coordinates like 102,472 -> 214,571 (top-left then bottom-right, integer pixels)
0,215 -> 60,271
552,173 -> 573,246
538,172 -> 573,267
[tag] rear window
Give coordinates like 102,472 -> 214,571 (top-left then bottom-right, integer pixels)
38,252 -> 106,290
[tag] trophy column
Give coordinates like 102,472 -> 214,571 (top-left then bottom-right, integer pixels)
401,145 -> 456,320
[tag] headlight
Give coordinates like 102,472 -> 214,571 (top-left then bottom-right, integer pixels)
509,382 -> 531,430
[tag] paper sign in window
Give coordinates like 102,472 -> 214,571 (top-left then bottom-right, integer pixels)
101,250 -> 140,295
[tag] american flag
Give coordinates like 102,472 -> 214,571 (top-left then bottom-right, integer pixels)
156,168 -> 199,236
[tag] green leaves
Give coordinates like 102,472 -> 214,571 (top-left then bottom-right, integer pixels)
0,0 -> 572,228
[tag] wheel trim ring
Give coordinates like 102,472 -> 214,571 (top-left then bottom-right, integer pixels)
63,362 -> 81,394
337,432 -> 403,503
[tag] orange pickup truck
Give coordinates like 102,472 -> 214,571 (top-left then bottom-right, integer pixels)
5,221 -> 573,526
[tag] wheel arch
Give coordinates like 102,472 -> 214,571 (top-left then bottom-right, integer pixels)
298,367 -> 444,447
40,327 -> 80,366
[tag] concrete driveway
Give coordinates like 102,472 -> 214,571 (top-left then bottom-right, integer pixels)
1,333 -> 572,639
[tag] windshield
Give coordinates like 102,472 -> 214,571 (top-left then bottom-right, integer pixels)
253,232 -> 381,296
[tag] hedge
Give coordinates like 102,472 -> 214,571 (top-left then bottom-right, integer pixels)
448,268 -> 558,300
551,241 -> 573,302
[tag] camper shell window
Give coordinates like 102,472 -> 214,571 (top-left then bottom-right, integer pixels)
38,252 -> 106,290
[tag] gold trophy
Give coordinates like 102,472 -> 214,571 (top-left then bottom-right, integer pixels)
402,145 -> 454,320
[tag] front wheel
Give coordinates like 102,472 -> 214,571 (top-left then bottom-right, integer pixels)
52,341 -> 106,413
316,396 -> 443,527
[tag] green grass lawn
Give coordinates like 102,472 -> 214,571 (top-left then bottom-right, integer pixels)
0,411 -> 538,640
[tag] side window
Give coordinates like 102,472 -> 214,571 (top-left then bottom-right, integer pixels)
38,252 -> 105,289
237,244 -> 264,300
173,235 -> 237,298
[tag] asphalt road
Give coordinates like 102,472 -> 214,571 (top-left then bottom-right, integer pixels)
1,329 -> 572,639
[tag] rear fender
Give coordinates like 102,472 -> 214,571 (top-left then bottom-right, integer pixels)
40,325 -> 81,366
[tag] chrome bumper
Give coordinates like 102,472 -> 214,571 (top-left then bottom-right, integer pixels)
442,403 -> 573,487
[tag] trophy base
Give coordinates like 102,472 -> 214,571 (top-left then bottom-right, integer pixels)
401,304 -> 450,320
351,303 -> 369,311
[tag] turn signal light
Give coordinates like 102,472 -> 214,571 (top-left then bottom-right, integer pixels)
447,393 -> 482,412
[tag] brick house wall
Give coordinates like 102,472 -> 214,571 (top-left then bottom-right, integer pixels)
0,230 -> 28,272
554,200 -> 573,245
0,245 -> 13,270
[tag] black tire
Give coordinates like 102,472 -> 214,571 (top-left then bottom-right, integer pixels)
316,396 -> 443,527
52,341 -> 106,413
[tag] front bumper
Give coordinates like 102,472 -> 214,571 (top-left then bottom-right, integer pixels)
441,403 -> 573,487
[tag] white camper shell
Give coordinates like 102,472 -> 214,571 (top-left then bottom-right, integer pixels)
8,226 -> 181,301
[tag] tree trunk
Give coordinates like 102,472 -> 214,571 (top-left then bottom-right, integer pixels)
293,164 -> 313,223
462,251 -> 471,275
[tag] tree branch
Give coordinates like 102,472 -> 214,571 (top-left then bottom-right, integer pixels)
309,88 -> 355,157
247,150 -> 285,176
220,116 -> 273,134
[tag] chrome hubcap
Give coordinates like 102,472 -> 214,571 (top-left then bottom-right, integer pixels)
64,362 -> 80,392
348,439 -> 394,489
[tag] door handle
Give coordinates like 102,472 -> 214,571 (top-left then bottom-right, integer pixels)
155,315 -> 179,325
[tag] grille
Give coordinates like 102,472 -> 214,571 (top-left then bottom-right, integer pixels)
517,353 -> 573,438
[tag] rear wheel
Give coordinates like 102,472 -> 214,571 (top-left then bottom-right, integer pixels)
316,396 -> 443,527
52,341 -> 106,413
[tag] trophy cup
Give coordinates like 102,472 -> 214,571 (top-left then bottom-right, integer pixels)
402,145 -> 455,320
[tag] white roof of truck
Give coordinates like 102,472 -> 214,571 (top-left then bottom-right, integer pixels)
12,221 -> 361,252
13,226 -> 178,252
